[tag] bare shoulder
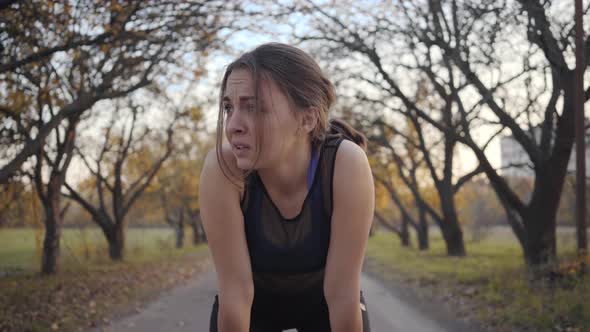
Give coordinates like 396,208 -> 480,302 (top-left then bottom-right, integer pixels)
201,143 -> 245,194
333,139 -> 371,180
332,138 -> 374,214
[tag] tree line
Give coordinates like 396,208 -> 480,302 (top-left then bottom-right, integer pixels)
0,0 -> 232,274
2,0 -> 589,276
251,0 -> 590,271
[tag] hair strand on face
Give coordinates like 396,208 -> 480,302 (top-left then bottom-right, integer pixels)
216,43 -> 367,184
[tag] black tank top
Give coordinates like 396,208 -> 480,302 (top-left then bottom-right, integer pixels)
240,135 -> 344,326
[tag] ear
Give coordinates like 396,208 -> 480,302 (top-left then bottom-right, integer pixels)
300,108 -> 318,134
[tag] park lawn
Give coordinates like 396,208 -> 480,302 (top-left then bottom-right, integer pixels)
0,227 -> 200,273
0,227 -> 210,332
366,230 -> 590,332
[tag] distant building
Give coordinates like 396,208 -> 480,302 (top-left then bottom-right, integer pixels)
500,121 -> 590,178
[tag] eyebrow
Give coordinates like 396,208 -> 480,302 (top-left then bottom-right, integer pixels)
222,96 -> 257,103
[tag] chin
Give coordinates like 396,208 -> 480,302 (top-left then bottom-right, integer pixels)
235,158 -> 255,171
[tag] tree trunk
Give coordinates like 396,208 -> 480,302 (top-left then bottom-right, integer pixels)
185,209 -> 204,245
439,221 -> 466,256
41,191 -> 62,274
522,78 -> 574,268
200,222 -> 207,243
191,221 -> 200,245
107,224 -> 125,260
400,216 -> 411,247
439,191 -> 466,256
522,166 -> 567,266
176,211 -> 184,249
39,172 -> 68,275
416,201 -> 429,250
440,222 -> 465,256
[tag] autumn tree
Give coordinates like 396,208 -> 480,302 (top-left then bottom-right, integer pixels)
0,0 -> 227,273
156,148 -> 208,247
0,1 -> 225,181
0,178 -> 26,227
149,99 -> 212,246
406,0 -> 590,267
371,157 -> 413,247
278,0 -> 590,268
259,1 -> 482,256
63,98 -> 180,260
370,140 -> 431,249
357,77 -> 480,255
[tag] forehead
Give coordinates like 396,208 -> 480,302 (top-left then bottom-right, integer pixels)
222,69 -> 289,110
224,69 -> 254,96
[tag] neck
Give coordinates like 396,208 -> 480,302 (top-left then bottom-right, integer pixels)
257,139 -> 312,196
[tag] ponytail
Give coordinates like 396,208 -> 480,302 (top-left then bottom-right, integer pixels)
327,119 -> 368,151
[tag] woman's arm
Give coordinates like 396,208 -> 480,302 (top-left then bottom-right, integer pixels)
324,140 -> 375,332
199,146 -> 253,332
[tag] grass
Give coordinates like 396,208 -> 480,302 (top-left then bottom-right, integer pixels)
4,226 -> 588,331
0,227 -> 202,274
366,228 -> 590,332
0,227 -> 211,332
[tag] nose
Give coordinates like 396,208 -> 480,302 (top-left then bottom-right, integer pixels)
226,109 -> 247,136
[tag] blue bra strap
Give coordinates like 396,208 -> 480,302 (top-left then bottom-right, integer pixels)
307,147 -> 319,190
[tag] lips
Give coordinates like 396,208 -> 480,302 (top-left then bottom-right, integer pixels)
231,141 -> 251,152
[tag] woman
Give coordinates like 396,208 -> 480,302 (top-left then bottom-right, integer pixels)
199,42 -> 374,332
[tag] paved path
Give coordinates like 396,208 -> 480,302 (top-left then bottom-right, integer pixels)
90,268 -> 469,332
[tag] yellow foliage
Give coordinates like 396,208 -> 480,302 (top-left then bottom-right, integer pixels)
6,91 -> 32,113
77,176 -> 97,193
109,3 -> 124,12
187,106 -> 204,123
374,181 -> 391,212
193,68 -> 206,80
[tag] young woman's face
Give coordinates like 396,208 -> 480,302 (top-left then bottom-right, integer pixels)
223,69 -> 302,170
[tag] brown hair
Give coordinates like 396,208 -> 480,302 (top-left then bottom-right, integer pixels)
216,43 -> 366,181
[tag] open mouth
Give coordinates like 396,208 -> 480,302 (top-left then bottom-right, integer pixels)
233,143 -> 251,151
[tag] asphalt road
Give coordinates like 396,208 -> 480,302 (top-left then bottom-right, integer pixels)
89,268 -> 471,332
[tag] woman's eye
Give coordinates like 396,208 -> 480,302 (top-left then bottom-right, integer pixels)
223,104 -> 233,113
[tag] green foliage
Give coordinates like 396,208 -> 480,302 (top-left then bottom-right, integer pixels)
367,230 -> 590,331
